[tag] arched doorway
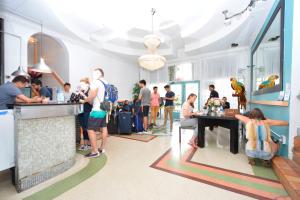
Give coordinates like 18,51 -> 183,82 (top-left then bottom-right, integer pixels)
27,33 -> 69,88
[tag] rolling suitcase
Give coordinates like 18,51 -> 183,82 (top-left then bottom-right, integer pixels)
133,112 -> 143,133
118,112 -> 132,134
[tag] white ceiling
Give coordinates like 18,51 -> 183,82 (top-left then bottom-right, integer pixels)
0,0 -> 276,61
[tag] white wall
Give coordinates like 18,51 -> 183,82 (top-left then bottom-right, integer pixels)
65,42 -> 139,99
1,12 -> 34,81
288,0 -> 300,157
1,11 -> 139,99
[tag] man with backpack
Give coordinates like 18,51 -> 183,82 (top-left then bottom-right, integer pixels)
81,68 -> 109,158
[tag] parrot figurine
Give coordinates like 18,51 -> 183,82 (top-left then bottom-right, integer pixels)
230,77 -> 247,110
230,78 -> 245,95
259,75 -> 279,90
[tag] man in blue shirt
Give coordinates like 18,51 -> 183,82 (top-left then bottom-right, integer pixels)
31,79 -> 52,99
0,76 -> 42,110
163,85 -> 175,132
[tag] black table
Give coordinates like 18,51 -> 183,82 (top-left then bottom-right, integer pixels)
194,114 -> 239,154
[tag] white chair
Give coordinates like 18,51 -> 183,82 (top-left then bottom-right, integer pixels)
179,126 -> 196,143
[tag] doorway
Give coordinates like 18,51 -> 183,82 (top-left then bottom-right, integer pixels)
171,81 -> 200,120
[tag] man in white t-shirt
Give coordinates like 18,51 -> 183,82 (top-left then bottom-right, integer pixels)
81,68 -> 108,158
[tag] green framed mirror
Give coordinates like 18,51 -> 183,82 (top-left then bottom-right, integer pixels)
251,0 -> 284,95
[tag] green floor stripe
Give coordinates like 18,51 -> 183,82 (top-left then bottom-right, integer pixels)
150,127 -> 166,134
166,159 -> 287,196
23,152 -> 107,200
251,159 -> 278,181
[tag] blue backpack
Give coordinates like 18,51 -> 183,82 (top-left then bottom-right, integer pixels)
100,80 -> 118,103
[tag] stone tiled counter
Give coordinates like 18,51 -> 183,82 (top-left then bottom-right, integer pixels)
13,103 -> 80,192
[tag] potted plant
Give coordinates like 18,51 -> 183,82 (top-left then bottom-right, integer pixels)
132,83 -> 141,100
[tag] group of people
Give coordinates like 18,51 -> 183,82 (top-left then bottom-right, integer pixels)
137,80 -> 175,134
0,68 -> 109,158
0,76 -> 44,109
179,84 -> 230,148
74,68 -> 109,158
179,84 -> 288,166
0,74 -> 289,165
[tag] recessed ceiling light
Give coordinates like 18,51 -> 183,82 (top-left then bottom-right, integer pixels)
231,43 -> 239,47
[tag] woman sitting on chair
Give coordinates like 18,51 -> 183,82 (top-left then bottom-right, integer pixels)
235,108 -> 288,167
180,93 -> 199,148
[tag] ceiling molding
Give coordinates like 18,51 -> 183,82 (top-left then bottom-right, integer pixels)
167,46 -> 250,65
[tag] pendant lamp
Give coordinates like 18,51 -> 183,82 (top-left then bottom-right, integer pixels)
138,8 -> 166,71
30,24 -> 52,73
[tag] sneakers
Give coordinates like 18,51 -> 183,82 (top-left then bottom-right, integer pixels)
78,145 -> 91,151
85,151 -> 100,158
97,148 -> 106,154
78,145 -> 85,151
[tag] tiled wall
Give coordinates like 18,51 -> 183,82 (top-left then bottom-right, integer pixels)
16,116 -> 76,191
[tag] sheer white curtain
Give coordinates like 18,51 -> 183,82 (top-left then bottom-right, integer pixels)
254,43 -> 280,77
193,50 -> 250,107
139,48 -> 251,108
139,65 -> 168,84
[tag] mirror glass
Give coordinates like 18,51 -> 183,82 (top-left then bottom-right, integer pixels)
252,9 -> 282,94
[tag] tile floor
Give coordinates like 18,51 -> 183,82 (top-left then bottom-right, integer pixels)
0,122 -> 286,200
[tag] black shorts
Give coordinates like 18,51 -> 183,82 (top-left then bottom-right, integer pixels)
142,105 -> 150,117
88,117 -> 107,131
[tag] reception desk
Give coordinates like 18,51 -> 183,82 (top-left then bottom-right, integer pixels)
12,103 -> 80,192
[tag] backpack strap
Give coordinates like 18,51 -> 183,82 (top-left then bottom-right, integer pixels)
99,80 -> 107,98
98,80 -> 113,123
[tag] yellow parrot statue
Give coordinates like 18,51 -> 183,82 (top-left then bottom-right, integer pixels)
230,77 -> 247,110
230,78 -> 245,95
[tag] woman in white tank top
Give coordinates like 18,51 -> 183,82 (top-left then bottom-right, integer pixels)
180,93 -> 199,148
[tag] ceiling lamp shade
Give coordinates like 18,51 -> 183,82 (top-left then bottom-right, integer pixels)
31,58 -> 52,73
30,23 -> 52,74
138,54 -> 166,71
143,34 -> 161,51
139,34 -> 166,71
11,66 -> 30,77
138,9 -> 166,71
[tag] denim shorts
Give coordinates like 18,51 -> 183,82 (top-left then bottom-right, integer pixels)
246,149 -> 274,160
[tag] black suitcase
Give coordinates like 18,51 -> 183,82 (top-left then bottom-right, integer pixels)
118,112 -> 132,134
107,112 -> 118,134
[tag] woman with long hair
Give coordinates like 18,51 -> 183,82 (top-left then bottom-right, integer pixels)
180,93 -> 199,148
78,77 -> 93,151
235,108 -> 288,166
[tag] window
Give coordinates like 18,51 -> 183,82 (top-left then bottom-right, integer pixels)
175,63 -> 193,81
168,62 -> 193,81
